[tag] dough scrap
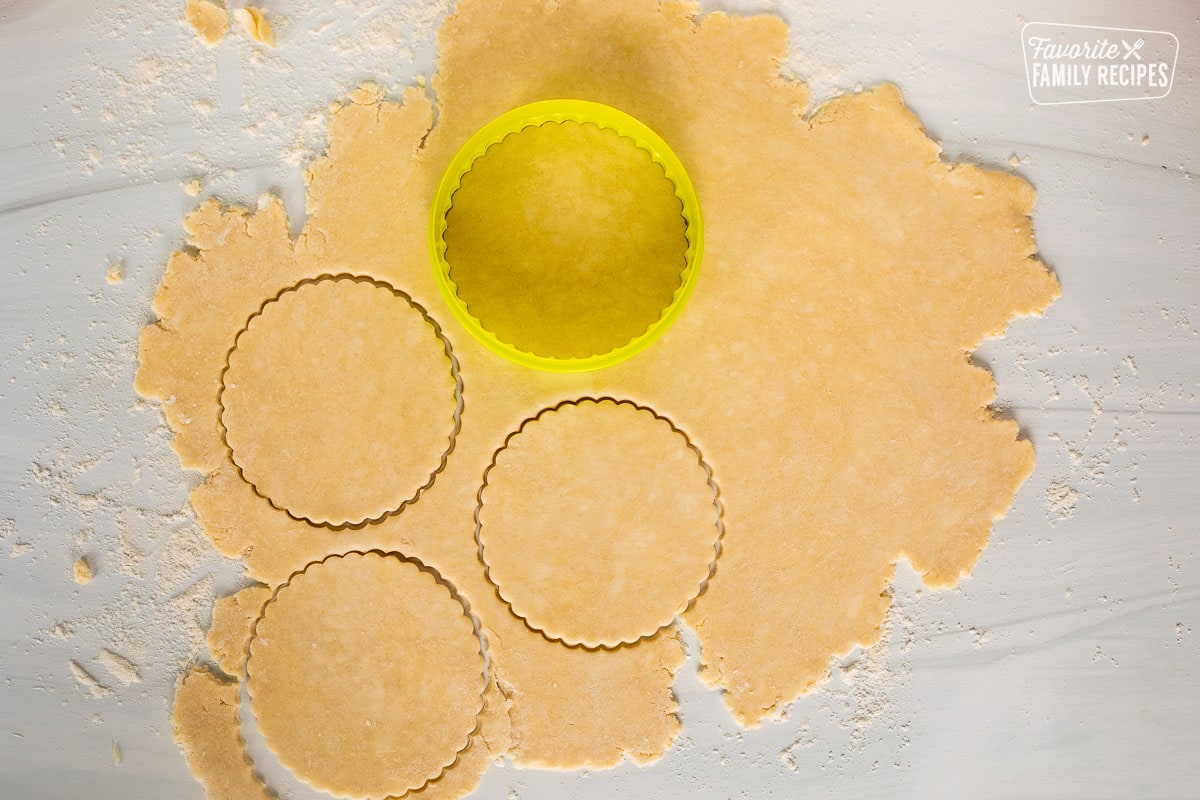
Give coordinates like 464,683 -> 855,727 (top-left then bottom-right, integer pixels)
444,121 -> 687,359
478,398 -> 720,647
184,0 -> 229,47
246,552 -> 486,799
207,584 -> 272,678
234,7 -> 275,48
73,557 -> 92,584
140,0 -> 1059,781
172,667 -> 274,800
219,277 -> 460,526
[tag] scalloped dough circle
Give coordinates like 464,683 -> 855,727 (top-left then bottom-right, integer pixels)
220,277 -> 459,526
478,398 -> 721,647
246,552 -> 487,799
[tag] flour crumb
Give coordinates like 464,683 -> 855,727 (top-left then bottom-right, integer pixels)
70,661 -> 113,698
1141,135 -> 1150,146
112,741 -> 122,767
97,649 -> 142,686
183,179 -> 202,197
117,509 -> 146,578
83,145 -> 103,176
105,261 -> 124,285
234,6 -> 276,47
1008,154 -> 1020,168
185,0 -> 229,46
780,722 -> 817,770
10,542 -> 31,558
191,98 -> 215,116
1045,479 -> 1079,521
74,557 -> 94,584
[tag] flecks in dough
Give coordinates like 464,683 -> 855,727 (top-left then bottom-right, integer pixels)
207,584 -> 272,678
478,398 -> 720,647
184,0 -> 229,47
246,552 -> 486,799
171,667 -> 274,800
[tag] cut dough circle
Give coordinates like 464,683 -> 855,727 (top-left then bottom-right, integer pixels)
246,551 -> 487,799
477,398 -> 722,647
219,276 -> 460,527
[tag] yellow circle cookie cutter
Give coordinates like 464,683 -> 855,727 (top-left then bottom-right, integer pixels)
429,99 -> 704,373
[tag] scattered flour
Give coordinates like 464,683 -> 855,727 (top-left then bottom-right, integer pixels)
1045,479 -> 1080,521
70,661 -> 113,698
97,649 -> 142,686
782,586 -> 921,774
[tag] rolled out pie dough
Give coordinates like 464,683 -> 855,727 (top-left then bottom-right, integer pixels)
193,583 -> 513,800
207,584 -> 272,678
478,398 -> 721,647
246,552 -> 486,799
220,277 -> 460,527
172,667 -> 272,800
444,121 -> 687,360
144,0 -> 1060,790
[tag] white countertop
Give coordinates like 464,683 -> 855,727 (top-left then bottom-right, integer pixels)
1,0 -> 1197,797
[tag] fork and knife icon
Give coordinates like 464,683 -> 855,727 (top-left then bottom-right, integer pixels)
1122,38 -> 1146,60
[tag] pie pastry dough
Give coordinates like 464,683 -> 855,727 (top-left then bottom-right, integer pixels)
171,668 -> 272,800
246,552 -> 486,798
220,277 -> 460,527
144,0 -> 1060,790
478,398 -> 720,646
207,584 -> 272,677
196,584 -> 512,800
